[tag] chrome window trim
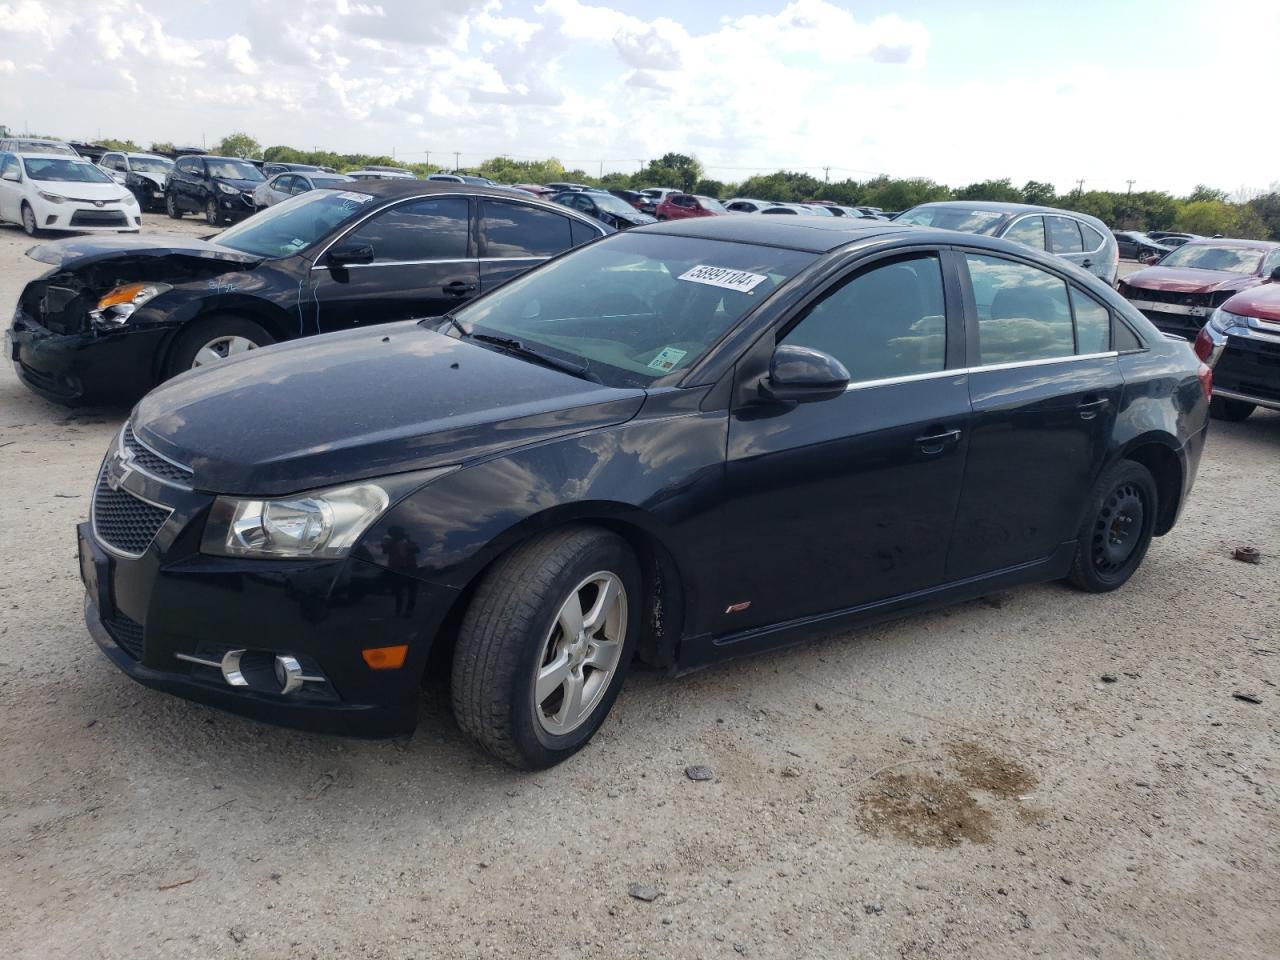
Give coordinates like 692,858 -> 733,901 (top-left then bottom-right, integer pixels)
1003,212 -> 1107,256
311,255 -> 551,271
842,350 -> 1118,392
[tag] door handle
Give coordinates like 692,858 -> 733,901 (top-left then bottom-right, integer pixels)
442,280 -> 478,296
1081,258 -> 1093,268
914,428 -> 961,454
1077,397 -> 1109,420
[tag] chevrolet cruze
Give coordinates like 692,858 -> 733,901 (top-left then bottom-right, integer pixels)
79,215 -> 1210,768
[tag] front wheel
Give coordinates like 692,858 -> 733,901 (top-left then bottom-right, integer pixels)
1209,396 -> 1255,422
205,198 -> 222,226
166,315 -> 275,377
1067,461 -> 1158,593
165,192 -> 183,218
452,527 -> 641,769
20,202 -> 39,237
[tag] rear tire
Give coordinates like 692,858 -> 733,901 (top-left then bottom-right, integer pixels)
165,192 -> 183,218
451,526 -> 641,769
1209,397 -> 1255,422
1067,461 -> 1158,593
166,315 -> 275,377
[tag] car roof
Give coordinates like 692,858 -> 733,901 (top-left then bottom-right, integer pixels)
121,152 -> 169,160
1177,237 -> 1280,250
641,213 -> 914,253
907,199 -> 1106,221
18,152 -> 95,161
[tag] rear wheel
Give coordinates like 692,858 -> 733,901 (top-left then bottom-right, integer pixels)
451,526 -> 640,769
165,192 -> 183,218
166,315 -> 275,377
1209,397 -> 1255,422
1067,461 -> 1158,593
21,202 -> 39,237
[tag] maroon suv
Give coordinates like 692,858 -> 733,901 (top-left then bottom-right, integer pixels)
1117,238 -> 1280,339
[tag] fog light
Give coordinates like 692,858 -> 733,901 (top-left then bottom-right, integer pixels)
274,654 -> 305,695
362,644 -> 408,670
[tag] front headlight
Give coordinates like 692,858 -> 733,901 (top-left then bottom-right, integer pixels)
90,282 -> 173,325
121,192 -> 138,206
216,182 -> 240,196
1210,308 -> 1246,332
200,468 -> 456,560
37,191 -> 66,204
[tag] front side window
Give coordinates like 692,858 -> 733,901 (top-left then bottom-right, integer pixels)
1047,216 -> 1084,253
782,254 -> 947,382
271,175 -> 293,192
450,232 -> 815,388
966,254 -> 1074,365
1004,216 -> 1046,250
346,197 -> 470,262
483,200 -> 571,258
1,154 -> 19,179
176,157 -> 199,175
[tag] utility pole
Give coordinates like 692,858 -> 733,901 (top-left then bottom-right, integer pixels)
1074,178 -> 1084,196
424,150 -> 430,169
599,160 -> 603,179
1125,178 -> 1136,227
823,166 -> 830,183
454,150 -> 460,172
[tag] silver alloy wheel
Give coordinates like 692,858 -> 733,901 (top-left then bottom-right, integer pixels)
192,335 -> 258,367
533,570 -> 627,736
22,204 -> 35,235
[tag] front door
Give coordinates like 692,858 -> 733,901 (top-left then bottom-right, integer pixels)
308,195 -> 478,333
946,250 -> 1124,579
717,250 -> 972,635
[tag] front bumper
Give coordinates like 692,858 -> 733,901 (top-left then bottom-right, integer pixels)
1212,328 -> 1280,411
30,196 -> 141,232
78,498 -> 458,738
8,303 -> 170,404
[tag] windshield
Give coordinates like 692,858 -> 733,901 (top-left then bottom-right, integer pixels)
23,158 -> 113,183
18,141 -> 77,156
206,159 -> 265,181
696,196 -> 727,213
215,189 -> 376,258
446,232 -> 816,388
895,206 -> 1008,234
1155,243 -> 1265,274
592,193 -> 640,215
130,157 -> 172,173
311,177 -> 351,187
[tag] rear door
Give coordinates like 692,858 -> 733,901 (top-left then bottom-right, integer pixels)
946,249 -> 1124,579
478,198 -> 579,292
308,195 -> 478,332
717,248 -> 971,635
1046,215 -> 1109,280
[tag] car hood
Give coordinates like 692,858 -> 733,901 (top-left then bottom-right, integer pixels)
131,171 -> 167,188
1122,266 -> 1259,294
132,322 -> 647,497
1221,283 -> 1280,322
216,177 -> 264,192
26,233 -> 261,270
617,211 -> 658,225
32,180 -> 129,202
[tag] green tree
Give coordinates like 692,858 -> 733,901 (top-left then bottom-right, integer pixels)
954,178 -> 1022,202
474,156 -> 568,184
735,170 -> 823,202
1186,184 -> 1229,204
1174,200 -> 1240,236
859,175 -> 952,211
636,153 -> 703,192
693,178 -> 728,198
216,132 -> 262,159
98,137 -> 141,152
149,141 -> 176,154
1021,180 -> 1057,205
1245,190 -> 1280,241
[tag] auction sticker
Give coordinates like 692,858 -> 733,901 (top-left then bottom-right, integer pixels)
677,264 -> 768,294
336,191 -> 375,203
647,346 -> 688,372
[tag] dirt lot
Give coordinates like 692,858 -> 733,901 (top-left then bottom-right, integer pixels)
0,217 -> 1276,959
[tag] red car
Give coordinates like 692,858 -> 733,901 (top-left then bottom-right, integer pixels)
1194,281 -> 1280,421
655,193 -> 728,221
1117,238 -> 1280,339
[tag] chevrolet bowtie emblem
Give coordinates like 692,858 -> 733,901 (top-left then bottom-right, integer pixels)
106,452 -> 133,492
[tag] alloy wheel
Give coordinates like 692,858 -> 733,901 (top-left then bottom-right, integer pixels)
191,335 -> 258,367
206,200 -> 219,226
1091,481 -> 1146,575
22,204 -> 36,235
532,570 -> 627,736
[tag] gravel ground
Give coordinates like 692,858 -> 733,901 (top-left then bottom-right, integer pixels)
0,217 -> 1276,959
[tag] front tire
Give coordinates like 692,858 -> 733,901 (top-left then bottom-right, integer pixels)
1209,397 -> 1255,422
205,198 -> 222,226
21,202 -> 39,237
1067,461 -> 1158,593
166,315 -> 275,377
165,192 -> 183,218
452,527 -> 641,769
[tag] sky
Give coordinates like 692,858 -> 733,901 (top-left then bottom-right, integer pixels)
1,0 -> 1277,195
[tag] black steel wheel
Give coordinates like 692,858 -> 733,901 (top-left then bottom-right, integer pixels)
1209,397 -> 1255,422
1068,461 -> 1158,592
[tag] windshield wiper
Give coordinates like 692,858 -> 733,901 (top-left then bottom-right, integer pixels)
437,312 -> 467,337
467,333 -> 602,383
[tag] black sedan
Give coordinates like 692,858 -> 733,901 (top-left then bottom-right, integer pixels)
78,215 -> 1209,769
1114,230 -> 1172,262
8,182 -> 610,405
551,190 -> 657,229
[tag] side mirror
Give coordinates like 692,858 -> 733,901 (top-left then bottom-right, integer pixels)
759,344 -> 850,404
1270,266 -> 1280,283
328,242 -> 375,268
1,170 -> 19,183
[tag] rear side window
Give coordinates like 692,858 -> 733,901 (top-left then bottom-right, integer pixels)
1079,222 -> 1105,251
782,254 -> 947,382
569,219 -> 599,247
1070,288 -> 1111,353
483,201 -> 571,258
965,254 -> 1074,364
346,197 -> 470,262
1004,216 -> 1046,250
1047,216 -> 1084,253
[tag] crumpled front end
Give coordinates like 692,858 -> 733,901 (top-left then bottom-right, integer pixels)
1117,279 -> 1244,339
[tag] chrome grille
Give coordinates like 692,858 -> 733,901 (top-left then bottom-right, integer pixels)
122,423 -> 192,485
91,464 -> 171,557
